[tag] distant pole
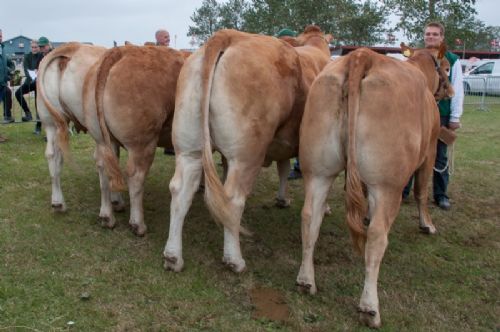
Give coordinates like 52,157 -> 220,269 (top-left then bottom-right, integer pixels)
174,34 -> 177,48
462,42 -> 466,59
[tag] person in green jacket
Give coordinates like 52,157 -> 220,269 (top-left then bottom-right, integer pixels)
403,22 -> 464,210
15,39 -> 41,122
1,28 -> 15,125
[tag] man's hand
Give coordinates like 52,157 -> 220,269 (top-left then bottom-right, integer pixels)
449,121 -> 461,131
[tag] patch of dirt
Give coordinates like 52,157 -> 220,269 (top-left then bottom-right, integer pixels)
249,287 -> 290,322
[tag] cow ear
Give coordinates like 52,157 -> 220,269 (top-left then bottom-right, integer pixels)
438,42 -> 447,59
400,42 -> 413,57
324,34 -> 334,43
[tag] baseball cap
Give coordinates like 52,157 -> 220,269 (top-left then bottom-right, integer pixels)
38,36 -> 49,46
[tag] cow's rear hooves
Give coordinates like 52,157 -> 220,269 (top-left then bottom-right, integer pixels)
296,281 -> 317,295
419,225 -> 437,234
222,257 -> 246,273
275,198 -> 291,208
52,203 -> 66,213
99,216 -> 116,229
358,308 -> 381,328
163,255 -> 184,272
129,223 -> 146,237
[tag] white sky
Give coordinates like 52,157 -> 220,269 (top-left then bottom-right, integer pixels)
1,0 -> 498,49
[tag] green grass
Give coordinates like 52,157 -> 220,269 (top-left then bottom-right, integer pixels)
0,104 -> 499,331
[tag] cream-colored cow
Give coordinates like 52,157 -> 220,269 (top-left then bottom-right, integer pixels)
163,26 -> 331,272
295,45 -> 453,328
88,45 -> 185,235
37,43 -> 126,220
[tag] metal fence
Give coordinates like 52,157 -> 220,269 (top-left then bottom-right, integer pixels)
463,75 -> 500,111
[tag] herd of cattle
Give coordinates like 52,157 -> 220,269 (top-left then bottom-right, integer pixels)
36,25 -> 454,328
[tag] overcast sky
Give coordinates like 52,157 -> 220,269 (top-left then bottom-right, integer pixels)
1,0 -> 498,49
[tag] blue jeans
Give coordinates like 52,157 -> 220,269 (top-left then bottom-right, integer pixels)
403,115 -> 450,202
433,116 -> 450,202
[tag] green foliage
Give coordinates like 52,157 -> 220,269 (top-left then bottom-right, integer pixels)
188,0 -> 221,45
189,0 -> 390,46
386,0 -> 499,50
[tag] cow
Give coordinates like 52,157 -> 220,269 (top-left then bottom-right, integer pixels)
37,43 -> 127,219
295,44 -> 454,328
163,26 -> 332,273
89,45 -> 185,235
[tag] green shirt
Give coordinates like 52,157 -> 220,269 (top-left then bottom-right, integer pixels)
437,51 -> 459,117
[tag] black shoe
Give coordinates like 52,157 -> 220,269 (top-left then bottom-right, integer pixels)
2,117 -> 14,124
164,148 -> 175,155
436,197 -> 451,210
33,129 -> 41,135
22,113 -> 33,122
288,169 -> 302,180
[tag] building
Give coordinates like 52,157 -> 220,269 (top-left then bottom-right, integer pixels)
2,35 -> 93,65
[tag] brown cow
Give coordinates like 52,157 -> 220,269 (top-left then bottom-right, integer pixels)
89,45 -> 185,235
163,26 -> 331,272
37,43 -> 126,217
295,45 -> 453,328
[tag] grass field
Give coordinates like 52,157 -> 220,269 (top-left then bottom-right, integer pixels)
0,103 -> 499,331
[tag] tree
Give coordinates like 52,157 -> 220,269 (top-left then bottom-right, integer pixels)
385,0 -> 478,44
187,0 -> 221,45
243,0 -> 389,45
219,0 -> 249,30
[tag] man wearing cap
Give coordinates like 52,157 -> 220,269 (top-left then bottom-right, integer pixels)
31,36 -> 52,134
276,28 -> 299,47
15,39 -> 42,122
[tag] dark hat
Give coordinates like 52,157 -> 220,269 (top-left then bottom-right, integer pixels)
276,28 -> 297,38
38,36 -> 49,46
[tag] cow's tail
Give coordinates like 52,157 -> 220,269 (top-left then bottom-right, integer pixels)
201,31 -> 250,236
37,43 -> 81,161
346,49 -> 371,254
95,47 -> 126,192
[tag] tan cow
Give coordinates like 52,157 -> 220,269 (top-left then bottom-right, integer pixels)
295,45 -> 453,328
163,26 -> 331,272
37,43 -> 126,218
89,45 -> 185,235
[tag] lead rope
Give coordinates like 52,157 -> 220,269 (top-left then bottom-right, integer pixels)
433,142 -> 454,175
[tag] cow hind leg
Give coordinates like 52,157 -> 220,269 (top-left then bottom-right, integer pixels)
110,145 -> 126,212
275,160 -> 291,208
163,153 -> 203,272
296,174 -> 334,294
94,146 -> 116,229
220,162 -> 261,273
126,144 -> 157,236
414,157 -> 437,234
44,124 -> 66,212
358,189 -> 401,328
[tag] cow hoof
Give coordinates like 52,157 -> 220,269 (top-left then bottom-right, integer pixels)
99,216 -> 116,229
296,280 -> 317,295
420,225 -> 437,235
112,201 -> 126,212
358,307 -> 381,328
51,203 -> 66,213
275,197 -> 291,208
163,254 -> 184,272
129,223 -> 146,237
222,256 -> 246,273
